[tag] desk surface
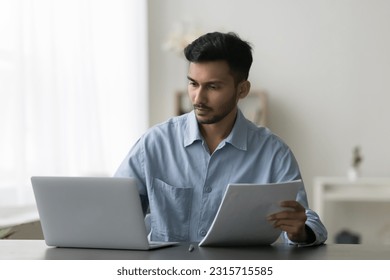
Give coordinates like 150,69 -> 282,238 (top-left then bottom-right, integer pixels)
1,240 -> 390,260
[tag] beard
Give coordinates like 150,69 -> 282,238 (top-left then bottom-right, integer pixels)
194,94 -> 238,125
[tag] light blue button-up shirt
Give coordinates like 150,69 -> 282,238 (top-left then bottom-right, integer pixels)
115,110 -> 327,245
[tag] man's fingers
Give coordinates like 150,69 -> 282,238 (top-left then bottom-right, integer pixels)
279,200 -> 304,210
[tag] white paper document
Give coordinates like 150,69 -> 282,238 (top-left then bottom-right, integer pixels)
199,180 -> 302,247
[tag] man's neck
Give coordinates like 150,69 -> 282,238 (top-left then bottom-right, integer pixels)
199,111 -> 237,154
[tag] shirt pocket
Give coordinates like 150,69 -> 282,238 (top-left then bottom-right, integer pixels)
149,178 -> 193,242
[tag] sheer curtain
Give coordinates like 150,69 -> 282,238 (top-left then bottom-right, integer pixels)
0,0 -> 148,206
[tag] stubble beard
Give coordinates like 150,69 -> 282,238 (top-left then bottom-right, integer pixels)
194,98 -> 237,125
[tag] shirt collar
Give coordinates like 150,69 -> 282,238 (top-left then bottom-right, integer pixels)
224,109 -> 247,151
184,109 -> 248,151
184,111 -> 202,147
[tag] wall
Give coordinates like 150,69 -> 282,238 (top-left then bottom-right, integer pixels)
147,0 -> 390,206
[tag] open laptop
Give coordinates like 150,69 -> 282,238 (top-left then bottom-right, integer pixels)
31,176 -> 177,250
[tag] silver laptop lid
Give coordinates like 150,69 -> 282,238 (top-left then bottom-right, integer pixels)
31,176 -> 152,250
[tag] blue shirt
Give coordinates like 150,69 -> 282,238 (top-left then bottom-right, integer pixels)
115,110 -> 327,245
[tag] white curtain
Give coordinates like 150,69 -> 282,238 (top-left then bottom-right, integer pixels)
0,0 -> 148,206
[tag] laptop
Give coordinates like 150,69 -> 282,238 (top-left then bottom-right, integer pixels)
31,176 -> 177,250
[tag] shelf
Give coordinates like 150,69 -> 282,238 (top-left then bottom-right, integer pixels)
313,177 -> 390,244
319,182 -> 390,202
323,192 -> 390,202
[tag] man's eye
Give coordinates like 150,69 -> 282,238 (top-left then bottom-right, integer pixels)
208,84 -> 218,90
188,81 -> 197,87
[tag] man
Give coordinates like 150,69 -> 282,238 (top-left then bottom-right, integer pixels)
115,32 -> 327,245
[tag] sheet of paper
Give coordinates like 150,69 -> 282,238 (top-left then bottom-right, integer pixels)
199,180 -> 302,247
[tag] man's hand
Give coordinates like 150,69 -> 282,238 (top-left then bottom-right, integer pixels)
267,200 -> 308,243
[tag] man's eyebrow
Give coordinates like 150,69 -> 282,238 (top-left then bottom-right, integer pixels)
187,76 -> 224,84
187,76 -> 196,82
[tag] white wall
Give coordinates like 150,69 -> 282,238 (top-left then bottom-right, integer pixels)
148,0 -> 390,203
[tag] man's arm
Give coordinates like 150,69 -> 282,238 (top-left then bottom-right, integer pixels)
114,138 -> 149,214
270,144 -> 328,245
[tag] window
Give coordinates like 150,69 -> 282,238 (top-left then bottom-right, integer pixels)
0,0 -> 148,206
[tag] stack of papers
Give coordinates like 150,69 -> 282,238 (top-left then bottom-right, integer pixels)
199,180 -> 302,246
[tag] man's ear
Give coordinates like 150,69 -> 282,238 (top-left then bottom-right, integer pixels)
238,80 -> 251,99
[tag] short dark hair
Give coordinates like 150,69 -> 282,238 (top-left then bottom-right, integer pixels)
184,32 -> 253,84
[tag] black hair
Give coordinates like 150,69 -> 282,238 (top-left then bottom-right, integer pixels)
184,32 -> 253,84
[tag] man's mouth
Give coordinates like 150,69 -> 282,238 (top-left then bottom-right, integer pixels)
194,105 -> 211,112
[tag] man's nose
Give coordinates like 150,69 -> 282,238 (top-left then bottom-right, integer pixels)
193,87 -> 207,104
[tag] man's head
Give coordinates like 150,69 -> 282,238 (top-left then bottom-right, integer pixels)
184,32 -> 253,126
184,32 -> 253,85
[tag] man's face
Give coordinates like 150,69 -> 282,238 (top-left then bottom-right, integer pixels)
187,61 -> 241,125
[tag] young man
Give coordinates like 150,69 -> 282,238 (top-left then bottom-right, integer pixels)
115,32 -> 327,246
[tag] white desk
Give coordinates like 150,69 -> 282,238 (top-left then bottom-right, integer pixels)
0,205 -> 39,229
313,177 -> 390,244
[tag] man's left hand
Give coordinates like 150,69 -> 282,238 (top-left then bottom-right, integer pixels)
267,200 -> 308,243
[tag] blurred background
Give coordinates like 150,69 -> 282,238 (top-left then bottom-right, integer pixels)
1,0 -> 390,243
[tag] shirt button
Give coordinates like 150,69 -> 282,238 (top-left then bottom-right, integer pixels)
204,186 -> 212,193
200,230 -> 207,236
